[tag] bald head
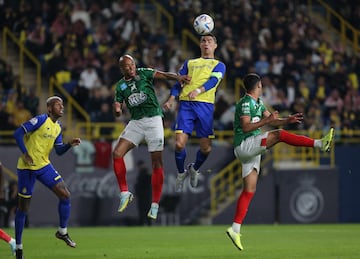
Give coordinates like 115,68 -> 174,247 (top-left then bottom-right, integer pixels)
119,54 -> 135,64
119,54 -> 137,79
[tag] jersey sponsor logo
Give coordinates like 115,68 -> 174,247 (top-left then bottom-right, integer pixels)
128,92 -> 147,106
30,117 -> 38,125
43,133 -> 56,139
120,83 -> 127,90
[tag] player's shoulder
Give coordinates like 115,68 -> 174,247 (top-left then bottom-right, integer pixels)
137,67 -> 155,73
237,94 -> 252,105
114,78 -> 127,91
27,114 -> 47,126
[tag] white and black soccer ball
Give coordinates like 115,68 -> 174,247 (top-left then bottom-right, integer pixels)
193,14 -> 214,35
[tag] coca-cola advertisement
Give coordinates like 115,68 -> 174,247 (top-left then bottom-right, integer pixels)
0,143 -> 233,226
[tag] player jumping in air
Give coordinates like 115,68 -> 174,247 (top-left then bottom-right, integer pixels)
226,73 -> 334,251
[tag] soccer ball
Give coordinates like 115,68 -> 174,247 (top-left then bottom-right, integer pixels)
193,14 -> 214,35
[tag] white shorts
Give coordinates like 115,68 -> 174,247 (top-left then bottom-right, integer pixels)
234,132 -> 269,178
120,116 -> 164,152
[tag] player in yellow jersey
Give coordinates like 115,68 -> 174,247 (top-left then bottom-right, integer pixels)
164,33 -> 226,192
13,96 -> 81,259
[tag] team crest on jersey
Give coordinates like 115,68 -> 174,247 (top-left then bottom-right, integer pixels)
30,117 -> 38,125
120,83 -> 127,90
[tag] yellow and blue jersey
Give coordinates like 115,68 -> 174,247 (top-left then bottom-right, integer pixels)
171,57 -> 226,138
16,114 -> 63,170
171,57 -> 226,104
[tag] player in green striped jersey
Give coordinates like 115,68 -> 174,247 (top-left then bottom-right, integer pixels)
112,55 -> 190,220
226,73 -> 334,251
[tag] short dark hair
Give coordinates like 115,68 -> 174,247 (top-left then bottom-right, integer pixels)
200,33 -> 217,43
243,73 -> 261,92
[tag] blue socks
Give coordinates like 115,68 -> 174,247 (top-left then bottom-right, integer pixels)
15,209 -> 26,245
175,149 -> 208,172
194,150 -> 208,171
58,198 -> 71,228
175,149 -> 186,173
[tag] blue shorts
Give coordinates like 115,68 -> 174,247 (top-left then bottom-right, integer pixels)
17,164 -> 63,198
175,101 -> 214,138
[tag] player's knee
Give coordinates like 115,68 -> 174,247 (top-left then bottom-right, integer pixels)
201,145 -> 212,155
17,197 -> 31,213
273,129 -> 282,141
56,187 -> 71,200
151,160 -> 163,169
61,189 -> 71,200
112,149 -> 123,158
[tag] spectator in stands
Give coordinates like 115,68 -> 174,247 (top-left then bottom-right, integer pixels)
13,100 -> 32,127
25,15 -> 48,57
0,63 -> 14,103
22,87 -> 39,117
95,102 -> 115,137
3,0 -> 360,132
70,1 -> 91,30
50,9 -> 70,40
75,64 -> 101,108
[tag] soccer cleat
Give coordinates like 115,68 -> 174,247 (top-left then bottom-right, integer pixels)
118,191 -> 134,212
321,128 -> 334,152
147,203 -> 159,220
55,231 -> 76,248
226,227 -> 243,251
175,171 -> 188,193
16,249 -> 24,259
9,239 -> 16,256
188,163 -> 200,188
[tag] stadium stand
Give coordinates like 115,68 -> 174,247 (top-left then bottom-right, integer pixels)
0,0 -> 359,138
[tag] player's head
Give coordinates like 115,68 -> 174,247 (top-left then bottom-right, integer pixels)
243,73 -> 261,92
46,96 -> 64,118
119,54 -> 136,79
200,33 -> 217,58
200,33 -> 217,43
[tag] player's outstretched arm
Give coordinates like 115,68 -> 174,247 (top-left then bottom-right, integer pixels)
155,71 -> 191,84
69,138 -> 81,146
269,112 -> 303,127
55,138 -> 80,156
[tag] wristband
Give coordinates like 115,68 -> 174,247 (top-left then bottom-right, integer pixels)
195,88 -> 202,94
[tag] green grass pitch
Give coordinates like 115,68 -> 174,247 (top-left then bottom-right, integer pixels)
1,224 -> 359,258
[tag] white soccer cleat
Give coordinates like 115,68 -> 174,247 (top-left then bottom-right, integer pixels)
9,238 -> 16,255
118,191 -> 134,212
147,203 -> 159,220
175,171 -> 188,193
188,163 -> 200,188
